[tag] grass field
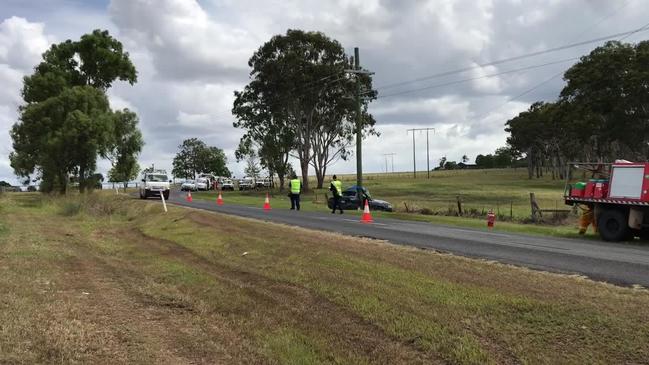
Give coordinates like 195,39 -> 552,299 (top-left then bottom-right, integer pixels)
192,168 -> 583,238
1,192 -> 648,364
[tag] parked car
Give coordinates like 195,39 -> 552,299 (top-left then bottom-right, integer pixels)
196,177 -> 210,191
181,180 -> 197,191
327,185 -> 393,212
221,178 -> 234,191
238,177 -> 255,191
139,170 -> 171,200
256,177 -> 271,188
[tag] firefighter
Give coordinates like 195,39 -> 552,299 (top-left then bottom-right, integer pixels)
329,175 -> 343,214
578,204 -> 597,235
289,174 -> 301,211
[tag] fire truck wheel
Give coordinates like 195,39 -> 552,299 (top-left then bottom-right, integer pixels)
598,208 -> 630,242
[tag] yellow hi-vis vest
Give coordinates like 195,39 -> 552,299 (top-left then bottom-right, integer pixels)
290,179 -> 301,194
332,180 -> 342,196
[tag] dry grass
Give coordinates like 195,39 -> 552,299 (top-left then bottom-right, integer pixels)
0,192 -> 648,364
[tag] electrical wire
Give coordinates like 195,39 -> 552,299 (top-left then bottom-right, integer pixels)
375,22 -> 647,92
472,19 -> 649,122
374,57 -> 578,99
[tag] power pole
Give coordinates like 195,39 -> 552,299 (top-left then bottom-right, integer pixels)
382,153 -> 396,174
345,48 -> 374,206
407,127 -> 435,179
355,47 -> 362,193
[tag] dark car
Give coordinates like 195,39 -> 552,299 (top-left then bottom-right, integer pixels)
327,185 -> 393,212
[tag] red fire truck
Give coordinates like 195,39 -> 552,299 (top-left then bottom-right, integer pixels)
564,161 -> 649,241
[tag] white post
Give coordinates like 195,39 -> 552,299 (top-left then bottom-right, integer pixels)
160,191 -> 168,213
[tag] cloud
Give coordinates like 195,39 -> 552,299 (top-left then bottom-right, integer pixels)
0,16 -> 52,72
108,0 -> 258,82
1,0 -> 647,181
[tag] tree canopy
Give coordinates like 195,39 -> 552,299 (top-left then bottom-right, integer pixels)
10,29 -> 141,193
233,29 -> 376,191
172,138 -> 230,179
505,40 -> 649,178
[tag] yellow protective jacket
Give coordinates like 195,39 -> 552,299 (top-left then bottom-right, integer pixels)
290,179 -> 301,194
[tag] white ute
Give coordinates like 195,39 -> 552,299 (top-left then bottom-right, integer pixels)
139,170 -> 171,200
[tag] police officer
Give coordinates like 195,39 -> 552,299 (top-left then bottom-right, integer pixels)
289,174 -> 301,210
329,175 -> 343,214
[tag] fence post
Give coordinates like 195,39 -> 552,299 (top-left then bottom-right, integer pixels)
530,192 -> 541,222
456,195 -> 463,216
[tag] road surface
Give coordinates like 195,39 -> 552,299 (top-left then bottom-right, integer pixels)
160,191 -> 649,287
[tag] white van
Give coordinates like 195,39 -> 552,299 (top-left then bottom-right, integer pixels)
139,170 -> 171,200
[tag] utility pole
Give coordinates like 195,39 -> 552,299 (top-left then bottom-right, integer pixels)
345,48 -> 374,206
406,127 -> 435,179
355,47 -> 362,193
382,153 -> 396,174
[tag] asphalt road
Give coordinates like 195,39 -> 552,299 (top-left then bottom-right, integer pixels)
160,191 -> 649,287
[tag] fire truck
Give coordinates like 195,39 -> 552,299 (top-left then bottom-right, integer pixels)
564,161 -> 649,241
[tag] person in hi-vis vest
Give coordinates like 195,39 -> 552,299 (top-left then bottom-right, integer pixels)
329,175 -> 343,214
289,174 -> 302,211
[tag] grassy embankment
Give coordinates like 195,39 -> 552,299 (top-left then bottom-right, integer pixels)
1,192 -> 648,364
193,168 -> 582,237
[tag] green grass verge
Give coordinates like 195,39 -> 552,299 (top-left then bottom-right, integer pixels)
1,192 -> 647,364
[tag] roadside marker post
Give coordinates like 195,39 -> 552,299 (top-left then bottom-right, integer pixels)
160,191 -> 168,213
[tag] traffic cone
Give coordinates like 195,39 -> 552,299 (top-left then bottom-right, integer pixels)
487,209 -> 495,230
186,191 -> 193,202
217,191 -> 223,206
263,192 -> 271,211
361,199 -> 373,223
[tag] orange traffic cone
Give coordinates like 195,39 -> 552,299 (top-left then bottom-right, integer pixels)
186,191 -> 193,202
487,209 -> 495,230
361,199 -> 373,223
263,193 -> 271,210
217,191 -> 223,206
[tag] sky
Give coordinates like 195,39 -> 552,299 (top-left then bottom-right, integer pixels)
1,0 -> 648,184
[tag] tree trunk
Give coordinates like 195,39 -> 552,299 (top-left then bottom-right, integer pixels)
315,168 -> 324,189
59,172 -> 67,194
79,166 -> 86,193
300,157 -> 309,192
278,175 -> 285,192
527,149 -> 533,179
123,181 -> 128,189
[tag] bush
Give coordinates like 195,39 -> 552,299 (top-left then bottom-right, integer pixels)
57,193 -> 129,217
60,200 -> 82,216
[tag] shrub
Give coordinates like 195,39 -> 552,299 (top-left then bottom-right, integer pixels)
60,201 -> 82,216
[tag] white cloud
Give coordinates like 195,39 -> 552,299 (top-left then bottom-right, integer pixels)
0,0 -> 646,181
470,63 -> 503,93
0,16 -> 51,71
109,0 -> 259,81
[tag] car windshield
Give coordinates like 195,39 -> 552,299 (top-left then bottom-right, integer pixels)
197,178 -> 207,183
223,180 -> 232,184
147,174 -> 168,182
184,180 -> 194,184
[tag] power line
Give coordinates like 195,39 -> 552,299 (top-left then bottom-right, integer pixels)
474,19 -> 649,122
375,23 -> 649,92
374,57 -> 578,99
